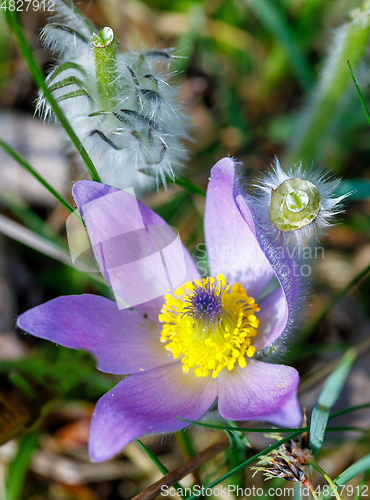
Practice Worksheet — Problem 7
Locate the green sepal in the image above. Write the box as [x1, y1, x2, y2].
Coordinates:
[48, 75, 87, 93]
[48, 61, 87, 82]
[56, 89, 89, 102]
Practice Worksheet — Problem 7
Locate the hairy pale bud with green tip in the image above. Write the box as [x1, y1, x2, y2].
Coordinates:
[270, 178, 321, 232]
[37, 0, 190, 192]
[251, 158, 348, 249]
[91, 27, 117, 109]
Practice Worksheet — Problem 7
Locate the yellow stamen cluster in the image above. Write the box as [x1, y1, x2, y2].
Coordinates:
[159, 274, 260, 378]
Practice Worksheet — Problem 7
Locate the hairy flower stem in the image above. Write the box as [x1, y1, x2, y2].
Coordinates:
[307, 458, 342, 500]
[91, 27, 117, 109]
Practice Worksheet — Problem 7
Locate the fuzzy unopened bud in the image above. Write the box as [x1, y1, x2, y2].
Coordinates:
[250, 158, 348, 249]
[37, 0, 189, 192]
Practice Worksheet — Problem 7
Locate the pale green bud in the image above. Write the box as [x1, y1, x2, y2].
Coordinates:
[270, 178, 321, 232]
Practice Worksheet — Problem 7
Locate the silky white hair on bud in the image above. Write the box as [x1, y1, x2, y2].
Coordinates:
[37, 0, 190, 192]
[251, 157, 348, 250]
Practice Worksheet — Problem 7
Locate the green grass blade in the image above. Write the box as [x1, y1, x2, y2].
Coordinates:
[135, 439, 169, 475]
[329, 402, 370, 421]
[5, 7, 101, 183]
[0, 138, 82, 223]
[347, 59, 370, 127]
[173, 175, 206, 196]
[310, 349, 357, 457]
[142, 171, 206, 197]
[245, 0, 312, 91]
[135, 439, 184, 495]
[179, 413, 370, 436]
[334, 455, 370, 486]
[310, 406, 330, 458]
[325, 426, 369, 432]
[6, 433, 40, 500]
[318, 349, 356, 408]
[177, 417, 304, 433]
[306, 458, 342, 500]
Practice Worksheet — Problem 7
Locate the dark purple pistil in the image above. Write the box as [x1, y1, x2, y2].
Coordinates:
[183, 281, 223, 324]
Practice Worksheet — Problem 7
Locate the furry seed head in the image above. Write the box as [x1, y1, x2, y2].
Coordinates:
[37, 0, 190, 192]
[250, 157, 348, 249]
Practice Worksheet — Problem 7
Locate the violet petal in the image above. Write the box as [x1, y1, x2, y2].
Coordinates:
[17, 294, 173, 375]
[217, 359, 301, 427]
[205, 158, 274, 298]
[88, 363, 217, 462]
[253, 287, 288, 351]
[72, 181, 199, 313]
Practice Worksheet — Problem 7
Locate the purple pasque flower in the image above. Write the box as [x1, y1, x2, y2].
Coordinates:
[17, 157, 302, 462]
